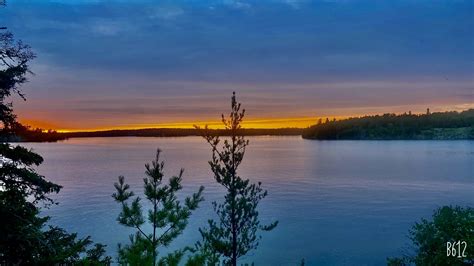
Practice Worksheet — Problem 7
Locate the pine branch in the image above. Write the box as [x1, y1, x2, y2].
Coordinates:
[157, 224, 175, 244]
[135, 224, 153, 244]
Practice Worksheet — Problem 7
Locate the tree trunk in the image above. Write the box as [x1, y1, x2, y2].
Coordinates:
[230, 167, 237, 266]
[231, 130, 238, 266]
[153, 193, 157, 265]
[231, 209, 237, 266]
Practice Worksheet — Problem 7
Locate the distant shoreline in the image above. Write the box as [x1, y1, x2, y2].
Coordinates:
[7, 128, 304, 142]
[7, 109, 474, 142]
[62, 128, 304, 138]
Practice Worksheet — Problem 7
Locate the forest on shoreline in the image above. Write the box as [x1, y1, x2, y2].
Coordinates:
[3, 127, 304, 142]
[302, 109, 474, 140]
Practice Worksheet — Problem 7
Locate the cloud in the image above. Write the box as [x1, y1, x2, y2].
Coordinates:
[90, 20, 125, 36]
[223, 0, 252, 10]
[281, 0, 308, 9]
[4, 0, 472, 81]
[148, 6, 184, 20]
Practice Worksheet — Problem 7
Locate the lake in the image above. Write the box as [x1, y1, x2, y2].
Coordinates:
[22, 137, 474, 265]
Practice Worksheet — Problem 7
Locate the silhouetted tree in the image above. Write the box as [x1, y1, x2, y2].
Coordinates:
[388, 206, 473, 266]
[0, 30, 34, 137]
[113, 149, 204, 265]
[0, 20, 110, 264]
[35, 227, 111, 265]
[190, 92, 277, 265]
[0, 143, 61, 263]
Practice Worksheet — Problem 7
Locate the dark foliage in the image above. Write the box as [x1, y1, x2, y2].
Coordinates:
[190, 92, 277, 266]
[5, 128, 303, 143]
[0, 26, 110, 264]
[0, 154, 111, 264]
[25, 128, 302, 142]
[0, 30, 35, 138]
[388, 206, 474, 266]
[0, 143, 60, 202]
[303, 110, 474, 140]
[113, 149, 204, 265]
[36, 227, 111, 265]
[0, 26, 65, 143]
[1, 123, 67, 142]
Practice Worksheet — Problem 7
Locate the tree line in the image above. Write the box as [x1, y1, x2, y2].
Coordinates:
[3, 126, 303, 143]
[60, 128, 302, 140]
[9, 109, 474, 142]
[302, 109, 474, 140]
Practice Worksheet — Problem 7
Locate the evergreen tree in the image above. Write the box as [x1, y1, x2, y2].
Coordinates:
[191, 92, 277, 265]
[0, 29, 34, 138]
[0, 143, 60, 263]
[388, 206, 473, 266]
[113, 149, 204, 266]
[0, 23, 110, 264]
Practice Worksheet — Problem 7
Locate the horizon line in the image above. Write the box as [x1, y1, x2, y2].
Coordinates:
[26, 116, 345, 133]
[24, 107, 474, 133]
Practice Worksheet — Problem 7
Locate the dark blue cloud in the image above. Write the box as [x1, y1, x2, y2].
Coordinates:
[3, 0, 472, 81]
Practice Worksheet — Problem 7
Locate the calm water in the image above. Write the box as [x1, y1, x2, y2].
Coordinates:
[22, 137, 473, 265]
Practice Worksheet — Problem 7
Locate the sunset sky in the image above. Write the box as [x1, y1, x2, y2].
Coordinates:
[2, 0, 473, 131]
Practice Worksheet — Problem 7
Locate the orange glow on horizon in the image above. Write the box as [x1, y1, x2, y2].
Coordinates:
[24, 104, 473, 133]
[20, 119, 61, 131]
[21, 116, 349, 133]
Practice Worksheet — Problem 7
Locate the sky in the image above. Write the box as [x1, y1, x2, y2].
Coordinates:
[1, 0, 473, 131]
